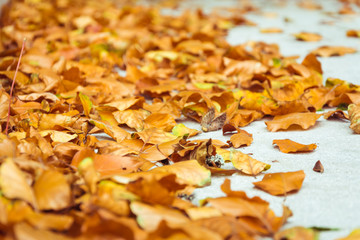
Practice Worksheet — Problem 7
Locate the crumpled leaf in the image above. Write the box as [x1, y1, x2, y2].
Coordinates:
[253, 170, 306, 196]
[273, 139, 317, 153]
[265, 112, 321, 132]
[0, 158, 37, 208]
[293, 32, 322, 41]
[313, 160, 324, 173]
[323, 109, 349, 120]
[348, 104, 360, 134]
[33, 169, 71, 210]
[231, 151, 270, 175]
[201, 108, 227, 132]
[311, 46, 357, 57]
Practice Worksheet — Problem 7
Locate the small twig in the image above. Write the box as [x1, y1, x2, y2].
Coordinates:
[5, 38, 26, 136]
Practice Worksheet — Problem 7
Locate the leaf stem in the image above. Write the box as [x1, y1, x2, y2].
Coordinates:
[5, 38, 26, 136]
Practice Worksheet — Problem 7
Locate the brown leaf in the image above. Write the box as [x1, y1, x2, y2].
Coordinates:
[313, 160, 324, 173]
[253, 170, 306, 196]
[273, 139, 317, 153]
[311, 46, 357, 57]
[201, 108, 227, 132]
[265, 112, 321, 132]
[323, 109, 349, 120]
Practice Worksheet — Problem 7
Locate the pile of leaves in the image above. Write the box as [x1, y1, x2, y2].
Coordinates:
[0, 0, 360, 239]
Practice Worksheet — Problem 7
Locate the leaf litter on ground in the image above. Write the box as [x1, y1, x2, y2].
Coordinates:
[0, 0, 359, 239]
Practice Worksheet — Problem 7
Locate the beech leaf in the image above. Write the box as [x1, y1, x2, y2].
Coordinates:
[253, 170, 306, 196]
[273, 139, 317, 153]
[265, 112, 321, 132]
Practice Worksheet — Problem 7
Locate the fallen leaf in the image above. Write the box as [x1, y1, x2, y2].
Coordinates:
[311, 46, 357, 57]
[274, 226, 318, 240]
[14, 222, 72, 240]
[201, 108, 227, 132]
[253, 170, 306, 196]
[348, 104, 360, 134]
[293, 32, 322, 41]
[231, 151, 270, 175]
[0, 158, 37, 207]
[265, 112, 321, 132]
[313, 160, 324, 173]
[33, 169, 71, 210]
[346, 30, 360, 38]
[337, 229, 360, 240]
[228, 129, 253, 148]
[323, 110, 349, 120]
[130, 201, 189, 231]
[273, 139, 317, 153]
[260, 27, 283, 33]
[172, 123, 201, 138]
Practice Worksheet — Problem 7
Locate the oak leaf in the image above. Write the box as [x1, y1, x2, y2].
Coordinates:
[253, 170, 305, 196]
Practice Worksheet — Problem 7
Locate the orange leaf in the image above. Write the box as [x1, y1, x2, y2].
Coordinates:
[265, 112, 321, 132]
[273, 139, 317, 153]
[130, 201, 189, 231]
[253, 170, 305, 196]
[33, 170, 71, 210]
[228, 129, 253, 148]
[230, 151, 270, 175]
[293, 32, 322, 41]
[311, 46, 357, 57]
[0, 158, 36, 208]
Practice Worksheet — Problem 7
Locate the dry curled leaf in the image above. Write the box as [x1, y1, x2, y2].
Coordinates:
[265, 112, 321, 132]
[313, 160, 324, 173]
[273, 139, 317, 153]
[253, 170, 306, 196]
[201, 108, 227, 132]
